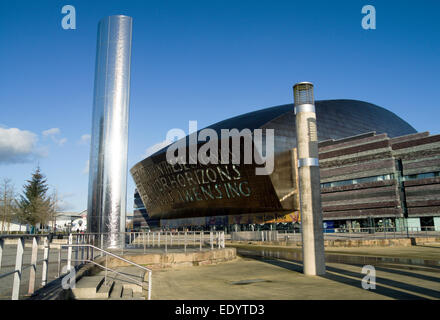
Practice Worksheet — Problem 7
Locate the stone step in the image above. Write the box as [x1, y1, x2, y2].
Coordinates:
[122, 287, 133, 299]
[109, 283, 124, 299]
[96, 281, 114, 299]
[121, 282, 143, 294]
[72, 276, 105, 299]
[132, 292, 146, 300]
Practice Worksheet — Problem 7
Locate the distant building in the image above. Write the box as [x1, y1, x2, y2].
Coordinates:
[51, 210, 87, 232]
[0, 218, 28, 233]
[125, 211, 134, 230]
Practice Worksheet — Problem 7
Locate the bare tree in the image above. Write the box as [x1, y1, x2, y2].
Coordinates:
[0, 178, 16, 234]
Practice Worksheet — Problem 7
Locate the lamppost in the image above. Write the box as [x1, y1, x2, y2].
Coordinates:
[293, 82, 326, 276]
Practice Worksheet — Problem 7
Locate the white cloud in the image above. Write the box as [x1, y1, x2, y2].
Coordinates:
[144, 139, 173, 157]
[79, 134, 91, 145]
[58, 138, 67, 146]
[42, 128, 67, 146]
[55, 192, 76, 211]
[42, 128, 60, 137]
[0, 127, 40, 164]
[82, 159, 89, 175]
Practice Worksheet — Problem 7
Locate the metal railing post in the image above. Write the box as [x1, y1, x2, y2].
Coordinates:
[91, 243, 94, 261]
[101, 233, 104, 251]
[184, 231, 187, 253]
[41, 236, 50, 286]
[75, 234, 79, 266]
[152, 232, 155, 248]
[28, 236, 39, 294]
[143, 232, 146, 254]
[193, 231, 196, 248]
[12, 237, 24, 300]
[67, 234, 72, 271]
[158, 232, 161, 248]
[80, 235, 84, 263]
[0, 238, 3, 270]
[148, 271, 152, 300]
[105, 254, 108, 285]
[210, 231, 213, 250]
[200, 232, 202, 251]
[87, 235, 90, 259]
[57, 246, 61, 277]
[121, 233, 125, 255]
[165, 231, 168, 253]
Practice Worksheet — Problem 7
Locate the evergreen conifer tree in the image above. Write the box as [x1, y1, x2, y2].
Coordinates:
[16, 167, 54, 228]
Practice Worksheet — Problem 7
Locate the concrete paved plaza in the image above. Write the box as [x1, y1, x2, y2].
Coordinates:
[151, 244, 440, 300]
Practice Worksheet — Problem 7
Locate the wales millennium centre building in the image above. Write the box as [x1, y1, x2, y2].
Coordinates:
[130, 99, 440, 232]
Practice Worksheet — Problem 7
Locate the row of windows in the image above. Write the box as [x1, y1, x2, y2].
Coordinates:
[320, 170, 440, 189]
[404, 171, 440, 181]
[320, 174, 394, 189]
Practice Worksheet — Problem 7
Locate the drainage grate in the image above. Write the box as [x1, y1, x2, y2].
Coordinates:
[230, 279, 270, 285]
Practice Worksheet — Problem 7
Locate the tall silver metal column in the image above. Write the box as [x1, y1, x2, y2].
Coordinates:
[87, 15, 133, 248]
[293, 82, 326, 276]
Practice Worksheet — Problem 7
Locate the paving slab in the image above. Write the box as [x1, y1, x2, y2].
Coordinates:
[148, 248, 440, 300]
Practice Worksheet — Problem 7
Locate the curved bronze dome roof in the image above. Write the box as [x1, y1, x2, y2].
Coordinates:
[151, 99, 416, 157]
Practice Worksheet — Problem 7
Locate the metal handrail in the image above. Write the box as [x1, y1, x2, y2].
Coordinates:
[0, 231, 228, 300]
[73, 259, 146, 288]
[63, 244, 152, 300]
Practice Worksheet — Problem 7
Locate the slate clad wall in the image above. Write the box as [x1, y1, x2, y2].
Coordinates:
[318, 134, 401, 220]
[319, 132, 440, 221]
[392, 134, 440, 218]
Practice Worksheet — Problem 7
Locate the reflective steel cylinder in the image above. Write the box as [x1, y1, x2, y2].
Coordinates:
[293, 82, 326, 276]
[87, 15, 133, 248]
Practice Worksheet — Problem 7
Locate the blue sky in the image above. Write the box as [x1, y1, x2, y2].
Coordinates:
[0, 0, 439, 213]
